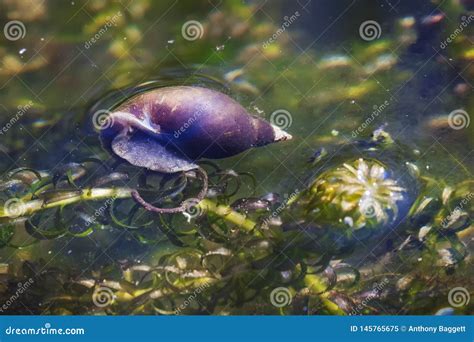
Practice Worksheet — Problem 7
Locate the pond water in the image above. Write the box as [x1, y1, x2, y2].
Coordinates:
[0, 0, 472, 315]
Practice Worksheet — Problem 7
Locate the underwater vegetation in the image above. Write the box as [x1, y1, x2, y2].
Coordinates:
[0, 0, 472, 315]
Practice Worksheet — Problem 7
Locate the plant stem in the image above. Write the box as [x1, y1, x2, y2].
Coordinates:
[0, 187, 132, 219]
[198, 198, 257, 233]
[0, 188, 256, 234]
[304, 274, 346, 315]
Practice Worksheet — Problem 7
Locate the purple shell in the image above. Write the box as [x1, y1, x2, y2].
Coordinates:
[100, 86, 291, 173]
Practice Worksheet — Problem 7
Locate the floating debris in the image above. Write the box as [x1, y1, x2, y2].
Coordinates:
[317, 55, 352, 70]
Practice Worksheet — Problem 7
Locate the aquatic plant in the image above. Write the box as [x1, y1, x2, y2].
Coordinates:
[0, 0, 472, 316]
[0, 128, 470, 315]
[296, 158, 408, 231]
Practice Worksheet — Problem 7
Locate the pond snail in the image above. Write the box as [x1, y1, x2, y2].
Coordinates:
[98, 86, 292, 213]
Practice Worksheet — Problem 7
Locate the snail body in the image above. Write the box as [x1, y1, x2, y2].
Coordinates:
[100, 86, 291, 173]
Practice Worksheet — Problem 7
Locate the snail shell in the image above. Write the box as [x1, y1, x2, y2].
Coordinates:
[100, 86, 292, 173]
